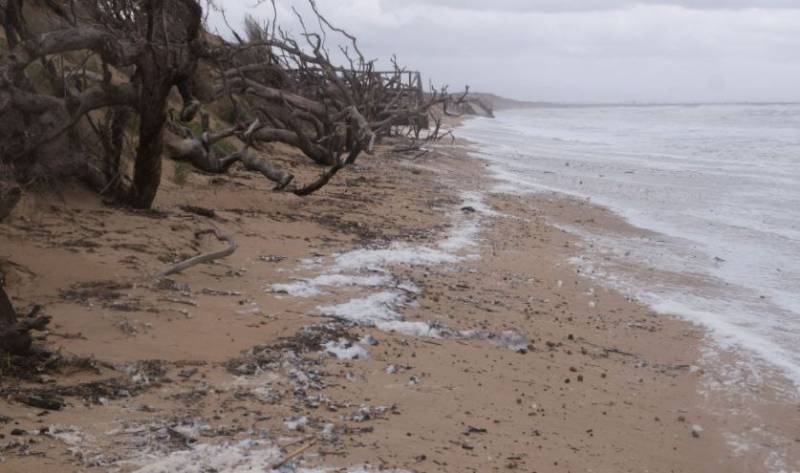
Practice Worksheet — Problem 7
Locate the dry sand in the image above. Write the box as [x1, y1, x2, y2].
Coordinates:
[0, 133, 797, 472]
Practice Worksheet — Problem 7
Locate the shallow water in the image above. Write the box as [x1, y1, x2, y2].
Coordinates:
[459, 104, 800, 393]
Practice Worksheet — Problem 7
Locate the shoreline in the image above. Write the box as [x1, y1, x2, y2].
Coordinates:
[454, 120, 800, 472]
[0, 130, 794, 471]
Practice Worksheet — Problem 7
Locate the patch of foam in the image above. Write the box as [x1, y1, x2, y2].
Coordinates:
[323, 339, 370, 360]
[375, 320, 444, 338]
[130, 440, 281, 473]
[47, 425, 89, 447]
[648, 299, 800, 392]
[271, 274, 393, 297]
[284, 416, 309, 431]
[332, 245, 460, 272]
[438, 219, 481, 253]
[318, 291, 405, 324]
[461, 329, 530, 352]
[317, 292, 443, 338]
[272, 192, 502, 340]
[460, 191, 505, 218]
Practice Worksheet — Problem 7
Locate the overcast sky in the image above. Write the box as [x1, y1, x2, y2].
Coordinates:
[208, 1, 800, 103]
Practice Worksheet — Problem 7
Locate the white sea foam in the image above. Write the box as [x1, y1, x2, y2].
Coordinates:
[130, 440, 282, 473]
[316, 292, 444, 338]
[270, 192, 496, 339]
[271, 274, 393, 297]
[459, 105, 800, 393]
[459, 105, 800, 470]
[269, 203, 481, 300]
[129, 439, 412, 473]
[331, 245, 460, 272]
[323, 339, 371, 360]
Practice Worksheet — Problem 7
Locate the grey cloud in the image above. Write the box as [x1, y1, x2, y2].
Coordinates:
[379, 0, 800, 11]
[210, 1, 800, 103]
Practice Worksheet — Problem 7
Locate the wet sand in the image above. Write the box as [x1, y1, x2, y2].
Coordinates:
[0, 133, 794, 472]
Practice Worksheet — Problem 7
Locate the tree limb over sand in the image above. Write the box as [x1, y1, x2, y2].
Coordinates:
[158, 229, 238, 278]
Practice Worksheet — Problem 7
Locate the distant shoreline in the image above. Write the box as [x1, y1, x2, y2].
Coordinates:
[496, 100, 800, 110]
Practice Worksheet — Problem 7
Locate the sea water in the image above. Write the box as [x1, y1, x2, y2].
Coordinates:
[459, 104, 800, 393]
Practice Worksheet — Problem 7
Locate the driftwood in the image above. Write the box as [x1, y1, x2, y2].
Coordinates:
[293, 163, 345, 197]
[0, 182, 21, 222]
[158, 229, 237, 277]
[268, 440, 318, 470]
[0, 283, 50, 356]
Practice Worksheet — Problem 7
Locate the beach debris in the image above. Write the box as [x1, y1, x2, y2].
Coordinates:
[348, 405, 397, 422]
[361, 334, 379, 346]
[60, 281, 134, 305]
[461, 329, 531, 353]
[259, 255, 287, 263]
[154, 278, 191, 293]
[178, 205, 216, 219]
[200, 288, 242, 297]
[235, 301, 263, 316]
[158, 229, 237, 278]
[323, 339, 370, 360]
[253, 386, 282, 404]
[284, 416, 310, 431]
[178, 367, 199, 379]
[115, 319, 149, 336]
[464, 426, 488, 435]
[44, 425, 90, 447]
[127, 440, 283, 473]
[17, 394, 65, 411]
[267, 439, 318, 471]
[691, 425, 704, 438]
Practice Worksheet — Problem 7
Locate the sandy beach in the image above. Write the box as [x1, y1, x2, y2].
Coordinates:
[1, 129, 797, 472]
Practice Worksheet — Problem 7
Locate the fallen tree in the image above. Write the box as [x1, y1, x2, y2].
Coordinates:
[1, 0, 465, 205]
[158, 228, 237, 278]
[0, 0, 204, 208]
[0, 1, 470, 359]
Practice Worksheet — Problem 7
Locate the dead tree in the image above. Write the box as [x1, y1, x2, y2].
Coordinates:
[1, 0, 463, 204]
[0, 0, 205, 208]
[164, 114, 294, 188]
[195, 3, 458, 193]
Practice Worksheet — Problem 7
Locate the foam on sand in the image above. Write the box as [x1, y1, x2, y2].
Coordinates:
[323, 339, 371, 360]
[130, 440, 282, 473]
[317, 291, 444, 338]
[129, 439, 412, 473]
[270, 192, 494, 338]
[271, 273, 393, 297]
